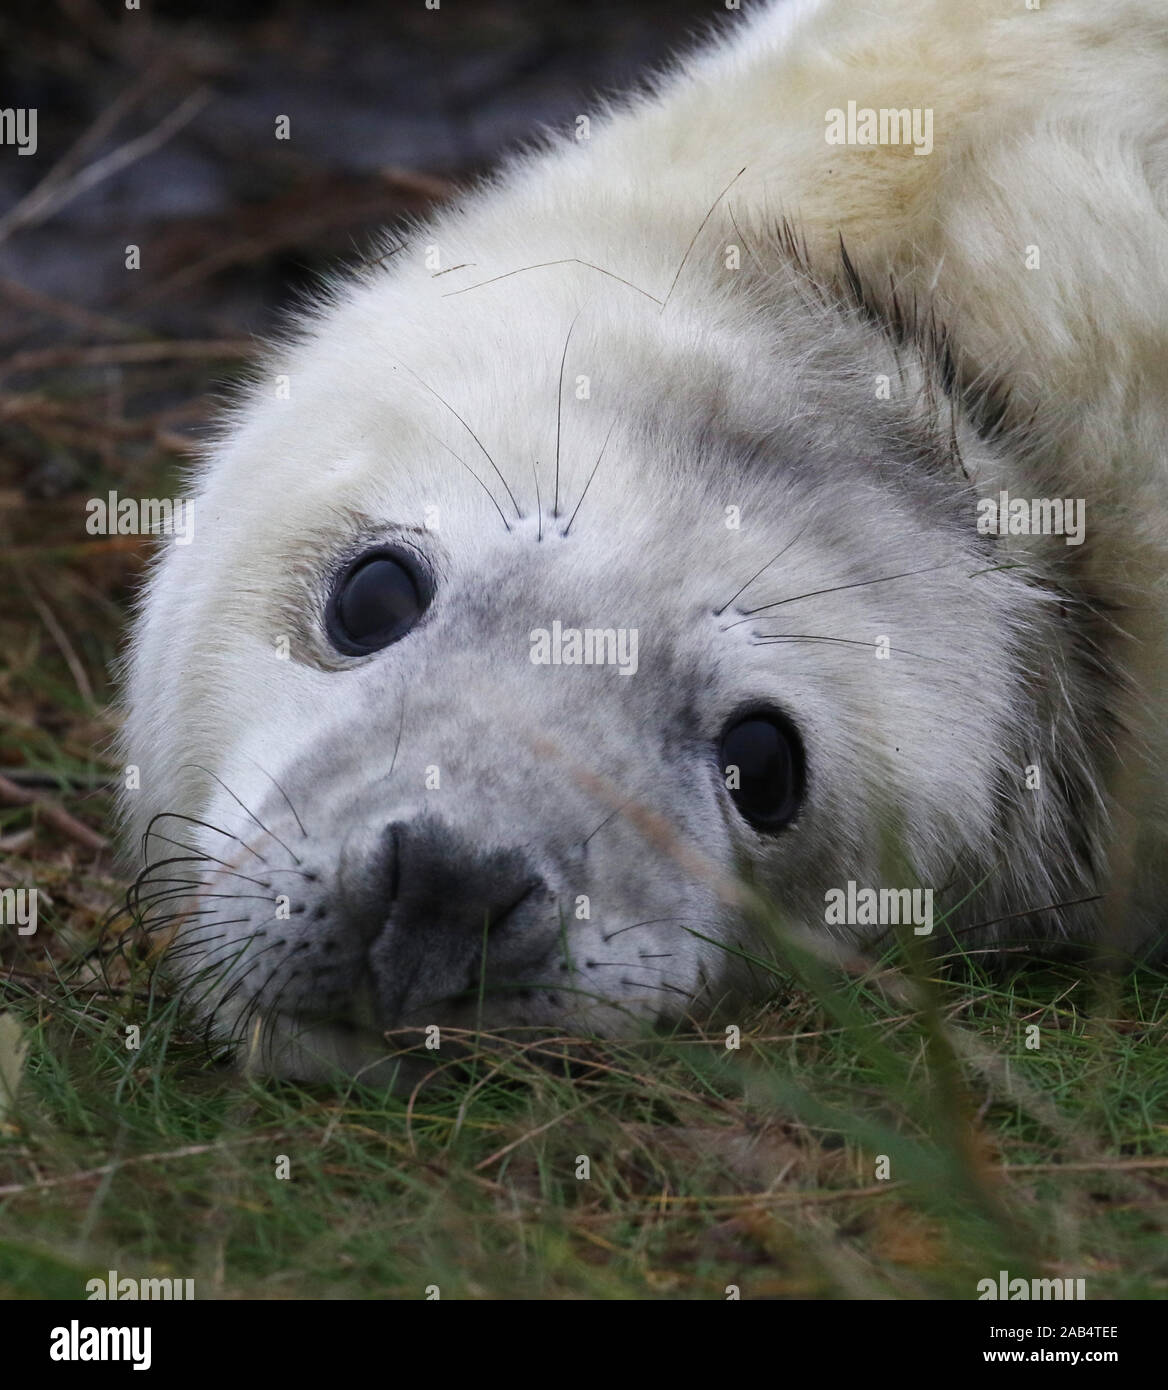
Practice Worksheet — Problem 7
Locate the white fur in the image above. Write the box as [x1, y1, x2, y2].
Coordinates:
[121, 0, 1168, 1079]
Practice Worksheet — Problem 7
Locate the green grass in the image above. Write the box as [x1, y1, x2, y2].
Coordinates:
[2, 925, 1166, 1300]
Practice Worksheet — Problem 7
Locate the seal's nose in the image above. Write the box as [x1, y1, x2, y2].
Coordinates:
[338, 814, 549, 1017]
[376, 817, 543, 939]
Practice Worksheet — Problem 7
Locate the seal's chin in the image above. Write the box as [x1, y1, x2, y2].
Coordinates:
[238, 1012, 430, 1087]
[236, 995, 566, 1086]
[229, 980, 655, 1084]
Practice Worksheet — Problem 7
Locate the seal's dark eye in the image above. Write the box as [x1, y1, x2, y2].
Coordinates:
[719, 710, 805, 831]
[326, 549, 430, 655]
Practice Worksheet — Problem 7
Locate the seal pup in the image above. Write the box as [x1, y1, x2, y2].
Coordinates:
[120, 0, 1168, 1080]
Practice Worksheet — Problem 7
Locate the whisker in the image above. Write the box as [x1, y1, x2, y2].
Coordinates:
[390, 357, 521, 519]
[136, 845, 277, 892]
[243, 759, 309, 839]
[561, 418, 617, 537]
[589, 960, 672, 971]
[129, 852, 214, 919]
[177, 764, 302, 864]
[182, 934, 282, 1018]
[173, 915, 274, 968]
[110, 900, 220, 950]
[387, 691, 407, 785]
[159, 906, 253, 939]
[726, 202, 765, 276]
[134, 910, 224, 952]
[662, 165, 746, 310]
[422, 428, 512, 532]
[727, 560, 962, 622]
[581, 801, 629, 849]
[351, 238, 406, 273]
[619, 977, 697, 1000]
[943, 893, 1106, 944]
[553, 312, 580, 519]
[441, 258, 662, 306]
[602, 916, 725, 944]
[752, 633, 944, 663]
[226, 941, 295, 1047]
[129, 882, 206, 911]
[714, 536, 799, 617]
[162, 890, 281, 906]
[142, 810, 270, 866]
[139, 903, 221, 933]
[162, 929, 232, 961]
[141, 834, 238, 874]
[164, 917, 259, 963]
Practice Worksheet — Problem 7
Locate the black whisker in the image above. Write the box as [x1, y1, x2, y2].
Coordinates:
[142, 810, 270, 866]
[390, 357, 521, 519]
[714, 536, 799, 617]
[422, 428, 512, 532]
[441, 258, 661, 306]
[387, 690, 407, 786]
[136, 845, 277, 892]
[728, 560, 962, 622]
[553, 312, 580, 519]
[582, 801, 629, 849]
[662, 165, 746, 310]
[725, 202, 764, 275]
[183, 933, 282, 1020]
[602, 916, 724, 944]
[619, 977, 697, 1000]
[562, 419, 616, 537]
[177, 764, 302, 864]
[244, 760, 309, 839]
[752, 633, 944, 663]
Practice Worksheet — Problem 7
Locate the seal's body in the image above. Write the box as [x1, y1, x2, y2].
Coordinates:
[122, 0, 1168, 1079]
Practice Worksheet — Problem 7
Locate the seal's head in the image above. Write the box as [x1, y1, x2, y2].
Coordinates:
[121, 214, 1104, 1081]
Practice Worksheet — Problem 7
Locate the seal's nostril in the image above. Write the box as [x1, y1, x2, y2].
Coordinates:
[489, 876, 543, 933]
[363, 817, 548, 953]
[367, 817, 547, 940]
[332, 814, 554, 1023]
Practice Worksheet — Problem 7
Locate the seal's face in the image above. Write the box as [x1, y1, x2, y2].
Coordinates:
[122, 253, 1077, 1081]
